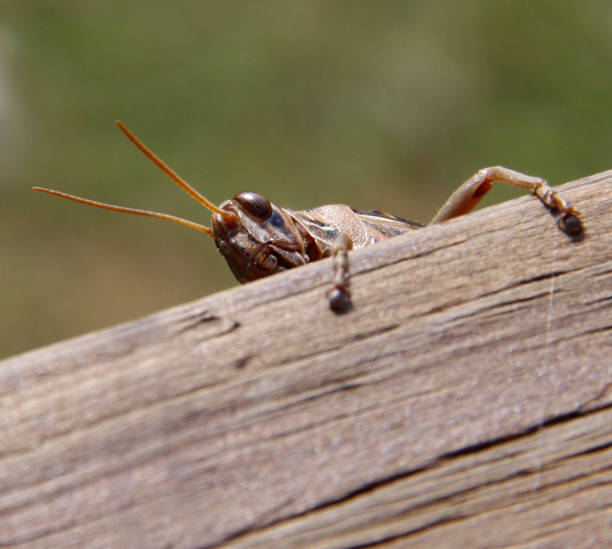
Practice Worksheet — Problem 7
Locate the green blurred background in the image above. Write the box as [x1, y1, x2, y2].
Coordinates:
[2, 1, 611, 358]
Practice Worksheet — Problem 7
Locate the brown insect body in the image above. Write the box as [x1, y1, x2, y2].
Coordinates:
[212, 194, 422, 284]
[34, 122, 582, 313]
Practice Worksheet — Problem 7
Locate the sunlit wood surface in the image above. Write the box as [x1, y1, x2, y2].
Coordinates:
[1, 172, 610, 548]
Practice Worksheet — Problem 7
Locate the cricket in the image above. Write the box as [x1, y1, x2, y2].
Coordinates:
[34, 122, 583, 312]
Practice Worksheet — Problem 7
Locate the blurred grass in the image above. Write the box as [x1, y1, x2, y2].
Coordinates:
[1, 1, 611, 358]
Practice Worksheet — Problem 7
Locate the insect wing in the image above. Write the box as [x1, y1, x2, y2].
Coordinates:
[351, 209, 423, 240]
[292, 204, 422, 254]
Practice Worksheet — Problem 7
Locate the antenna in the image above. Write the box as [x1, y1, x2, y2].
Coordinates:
[33, 121, 237, 237]
[32, 186, 215, 237]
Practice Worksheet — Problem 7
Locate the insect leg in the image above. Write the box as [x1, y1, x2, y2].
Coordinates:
[327, 234, 353, 313]
[429, 166, 582, 235]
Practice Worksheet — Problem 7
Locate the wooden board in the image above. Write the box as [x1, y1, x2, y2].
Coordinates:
[1, 171, 611, 548]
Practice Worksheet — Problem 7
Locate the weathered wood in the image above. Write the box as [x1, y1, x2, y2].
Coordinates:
[1, 171, 611, 548]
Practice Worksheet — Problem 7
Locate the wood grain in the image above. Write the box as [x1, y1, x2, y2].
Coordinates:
[1, 171, 611, 548]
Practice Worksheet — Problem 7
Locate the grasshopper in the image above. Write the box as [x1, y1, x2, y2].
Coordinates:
[34, 122, 582, 312]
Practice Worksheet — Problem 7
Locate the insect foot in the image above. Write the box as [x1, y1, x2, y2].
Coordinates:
[558, 212, 583, 236]
[532, 182, 583, 237]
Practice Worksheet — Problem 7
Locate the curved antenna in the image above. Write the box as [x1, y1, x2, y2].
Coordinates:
[33, 187, 215, 237]
[115, 121, 227, 217]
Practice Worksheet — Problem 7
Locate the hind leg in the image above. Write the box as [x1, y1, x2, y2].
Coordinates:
[429, 166, 582, 235]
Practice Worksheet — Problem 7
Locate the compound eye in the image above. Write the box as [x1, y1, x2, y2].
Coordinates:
[233, 191, 273, 221]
